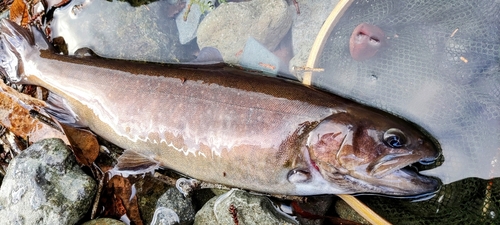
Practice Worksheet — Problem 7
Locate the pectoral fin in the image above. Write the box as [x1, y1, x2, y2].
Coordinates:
[45, 92, 83, 127]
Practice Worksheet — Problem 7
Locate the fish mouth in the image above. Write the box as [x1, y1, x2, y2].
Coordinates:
[357, 166, 441, 199]
[366, 152, 437, 179]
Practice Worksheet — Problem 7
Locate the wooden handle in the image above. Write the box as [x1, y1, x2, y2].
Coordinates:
[303, 0, 354, 85]
[338, 194, 392, 225]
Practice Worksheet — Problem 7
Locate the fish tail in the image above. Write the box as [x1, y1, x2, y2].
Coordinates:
[0, 19, 36, 83]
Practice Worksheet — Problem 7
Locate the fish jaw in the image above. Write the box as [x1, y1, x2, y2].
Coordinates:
[327, 165, 440, 197]
[306, 112, 441, 196]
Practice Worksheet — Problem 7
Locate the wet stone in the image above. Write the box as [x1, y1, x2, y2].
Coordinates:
[197, 0, 294, 63]
[176, 0, 208, 45]
[194, 189, 298, 225]
[151, 187, 196, 225]
[135, 174, 173, 225]
[50, 0, 195, 63]
[239, 37, 282, 75]
[289, 0, 339, 72]
[0, 138, 96, 225]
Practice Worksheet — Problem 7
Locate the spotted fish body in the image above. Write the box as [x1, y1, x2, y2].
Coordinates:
[0, 19, 439, 196]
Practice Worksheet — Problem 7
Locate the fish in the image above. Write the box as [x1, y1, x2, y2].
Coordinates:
[0, 19, 440, 196]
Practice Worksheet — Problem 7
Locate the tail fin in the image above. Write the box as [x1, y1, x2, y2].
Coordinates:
[0, 19, 36, 83]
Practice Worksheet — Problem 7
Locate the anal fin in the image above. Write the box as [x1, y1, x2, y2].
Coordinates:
[114, 149, 160, 175]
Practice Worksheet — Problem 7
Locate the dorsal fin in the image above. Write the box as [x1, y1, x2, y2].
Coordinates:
[74, 47, 100, 58]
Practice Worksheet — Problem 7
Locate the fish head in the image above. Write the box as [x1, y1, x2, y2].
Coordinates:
[305, 110, 440, 196]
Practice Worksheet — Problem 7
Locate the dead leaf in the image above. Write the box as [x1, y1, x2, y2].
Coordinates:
[61, 124, 100, 167]
[9, 0, 29, 27]
[100, 175, 143, 225]
[0, 82, 99, 167]
[0, 81, 69, 145]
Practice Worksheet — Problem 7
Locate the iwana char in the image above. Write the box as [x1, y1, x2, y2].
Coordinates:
[0, 19, 439, 196]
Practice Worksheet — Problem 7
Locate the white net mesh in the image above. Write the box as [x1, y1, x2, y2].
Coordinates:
[306, 0, 499, 223]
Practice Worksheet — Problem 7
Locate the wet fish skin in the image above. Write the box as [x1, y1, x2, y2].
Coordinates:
[0, 19, 439, 196]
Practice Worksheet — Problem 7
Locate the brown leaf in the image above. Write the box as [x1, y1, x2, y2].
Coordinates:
[100, 175, 143, 225]
[0, 82, 69, 145]
[60, 124, 100, 166]
[9, 0, 30, 27]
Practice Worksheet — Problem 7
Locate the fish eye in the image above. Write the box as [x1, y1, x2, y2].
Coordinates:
[383, 128, 407, 148]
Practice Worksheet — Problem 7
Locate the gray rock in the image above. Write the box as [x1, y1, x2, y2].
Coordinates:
[194, 189, 298, 225]
[151, 187, 196, 225]
[289, 0, 339, 71]
[239, 37, 281, 75]
[50, 0, 195, 63]
[176, 0, 209, 44]
[197, 0, 294, 63]
[150, 207, 181, 225]
[134, 175, 173, 225]
[0, 138, 96, 225]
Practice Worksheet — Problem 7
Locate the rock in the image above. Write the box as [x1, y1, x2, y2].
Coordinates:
[151, 187, 196, 225]
[133, 174, 214, 225]
[134, 174, 172, 225]
[197, 0, 294, 63]
[210, 188, 228, 197]
[150, 207, 180, 225]
[239, 37, 281, 75]
[82, 218, 126, 225]
[176, 0, 209, 45]
[289, 0, 339, 71]
[0, 138, 96, 225]
[194, 189, 298, 225]
[50, 0, 196, 63]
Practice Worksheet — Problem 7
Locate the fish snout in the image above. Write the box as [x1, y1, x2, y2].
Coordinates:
[412, 136, 441, 166]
